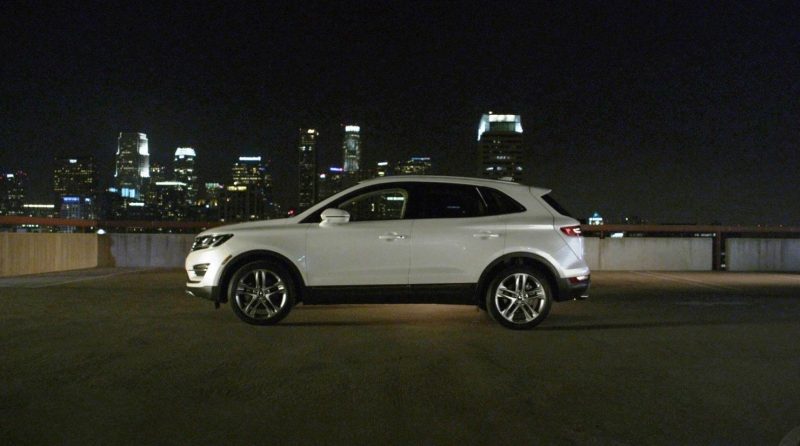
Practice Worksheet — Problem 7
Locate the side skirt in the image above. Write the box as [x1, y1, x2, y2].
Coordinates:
[303, 284, 477, 305]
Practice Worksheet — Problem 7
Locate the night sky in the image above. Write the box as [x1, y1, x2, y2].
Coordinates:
[1, 1, 797, 224]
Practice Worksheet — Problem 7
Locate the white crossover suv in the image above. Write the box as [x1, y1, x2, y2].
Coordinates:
[185, 176, 590, 329]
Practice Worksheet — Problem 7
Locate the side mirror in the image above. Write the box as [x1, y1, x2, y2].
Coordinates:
[320, 208, 350, 226]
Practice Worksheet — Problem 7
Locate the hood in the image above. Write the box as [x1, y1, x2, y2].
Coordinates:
[198, 216, 301, 236]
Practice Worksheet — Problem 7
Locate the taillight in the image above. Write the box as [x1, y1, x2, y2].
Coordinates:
[560, 225, 582, 237]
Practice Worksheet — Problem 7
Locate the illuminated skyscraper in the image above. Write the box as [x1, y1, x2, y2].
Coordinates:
[395, 157, 432, 175]
[0, 170, 27, 216]
[477, 113, 524, 181]
[223, 156, 277, 221]
[114, 132, 150, 199]
[342, 125, 361, 173]
[317, 166, 344, 201]
[298, 129, 318, 209]
[153, 181, 189, 221]
[174, 147, 198, 204]
[53, 156, 97, 200]
[53, 156, 97, 219]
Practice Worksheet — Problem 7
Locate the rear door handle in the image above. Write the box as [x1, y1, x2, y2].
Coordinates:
[473, 231, 501, 239]
[379, 232, 407, 241]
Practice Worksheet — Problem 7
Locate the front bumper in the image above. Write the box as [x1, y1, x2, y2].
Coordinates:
[185, 284, 221, 302]
[556, 275, 590, 301]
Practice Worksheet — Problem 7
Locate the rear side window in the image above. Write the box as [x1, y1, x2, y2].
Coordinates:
[541, 194, 573, 218]
[409, 183, 486, 219]
[478, 187, 526, 215]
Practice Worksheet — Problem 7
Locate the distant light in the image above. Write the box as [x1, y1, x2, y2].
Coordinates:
[307, 129, 316, 134]
[610, 232, 625, 238]
[345, 125, 360, 133]
[329, 167, 343, 172]
[96, 229, 107, 235]
[319, 174, 327, 179]
[23, 204, 55, 209]
[128, 202, 145, 207]
[410, 157, 430, 162]
[377, 161, 389, 166]
[386, 196, 405, 201]
[6, 174, 13, 178]
[69, 159, 78, 164]
[156, 181, 188, 187]
[62, 196, 80, 203]
[488, 114, 519, 123]
[175, 147, 196, 157]
[239, 156, 262, 162]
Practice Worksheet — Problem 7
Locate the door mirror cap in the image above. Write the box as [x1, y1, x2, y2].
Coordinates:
[320, 208, 350, 226]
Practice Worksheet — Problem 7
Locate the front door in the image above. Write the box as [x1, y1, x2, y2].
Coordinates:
[305, 186, 412, 286]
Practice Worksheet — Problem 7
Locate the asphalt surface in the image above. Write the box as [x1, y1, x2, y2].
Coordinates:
[1, 269, 799, 445]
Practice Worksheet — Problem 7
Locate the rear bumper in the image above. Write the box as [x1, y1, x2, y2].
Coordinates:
[556, 275, 590, 301]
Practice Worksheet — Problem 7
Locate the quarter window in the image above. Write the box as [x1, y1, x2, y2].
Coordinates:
[478, 187, 526, 215]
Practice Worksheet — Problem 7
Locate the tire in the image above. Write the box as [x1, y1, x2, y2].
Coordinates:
[485, 265, 552, 330]
[228, 260, 296, 325]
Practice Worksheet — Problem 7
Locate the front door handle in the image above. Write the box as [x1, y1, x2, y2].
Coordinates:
[473, 231, 501, 239]
[379, 232, 408, 241]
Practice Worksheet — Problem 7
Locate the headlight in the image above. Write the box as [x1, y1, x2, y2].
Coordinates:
[191, 234, 233, 251]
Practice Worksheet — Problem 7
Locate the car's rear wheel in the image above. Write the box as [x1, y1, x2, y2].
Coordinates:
[229, 260, 295, 325]
[486, 266, 552, 329]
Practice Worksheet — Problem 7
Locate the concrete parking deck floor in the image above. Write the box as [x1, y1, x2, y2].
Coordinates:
[1, 270, 799, 445]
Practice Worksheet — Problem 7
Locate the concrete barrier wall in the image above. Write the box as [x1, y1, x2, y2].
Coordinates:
[108, 234, 195, 267]
[0, 233, 102, 276]
[726, 239, 800, 272]
[1, 234, 795, 276]
[584, 237, 713, 271]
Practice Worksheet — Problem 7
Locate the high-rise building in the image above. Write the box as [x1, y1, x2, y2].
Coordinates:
[396, 157, 432, 175]
[360, 161, 392, 180]
[152, 181, 189, 221]
[0, 170, 28, 215]
[114, 132, 150, 199]
[223, 156, 277, 221]
[342, 125, 361, 173]
[173, 147, 198, 205]
[477, 113, 524, 181]
[317, 167, 344, 201]
[199, 182, 224, 220]
[149, 161, 169, 183]
[53, 156, 97, 218]
[298, 129, 318, 210]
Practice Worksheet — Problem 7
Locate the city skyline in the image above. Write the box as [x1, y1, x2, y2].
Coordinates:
[1, 2, 798, 225]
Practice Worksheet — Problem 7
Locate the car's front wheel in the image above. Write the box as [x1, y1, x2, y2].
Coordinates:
[228, 261, 296, 325]
[486, 266, 552, 329]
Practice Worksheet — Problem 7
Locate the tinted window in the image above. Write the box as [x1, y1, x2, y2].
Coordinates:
[338, 188, 408, 221]
[301, 183, 414, 223]
[478, 187, 526, 215]
[410, 184, 486, 219]
[541, 194, 573, 218]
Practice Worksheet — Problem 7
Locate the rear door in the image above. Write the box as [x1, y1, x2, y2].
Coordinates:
[408, 183, 506, 284]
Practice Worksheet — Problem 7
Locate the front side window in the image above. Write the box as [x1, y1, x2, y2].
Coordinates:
[338, 188, 408, 222]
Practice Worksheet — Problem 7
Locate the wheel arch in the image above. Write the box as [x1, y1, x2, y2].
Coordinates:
[217, 250, 306, 303]
[476, 252, 561, 307]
